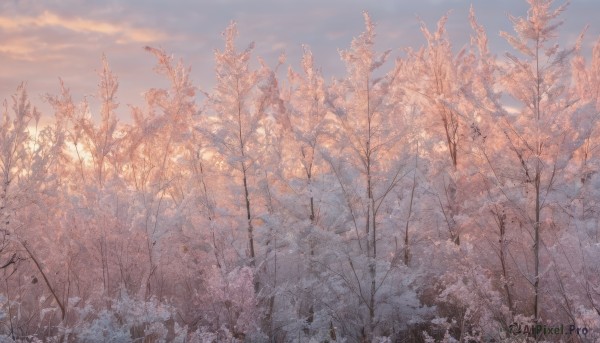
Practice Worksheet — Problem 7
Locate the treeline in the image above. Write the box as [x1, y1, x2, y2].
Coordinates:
[0, 1, 599, 342]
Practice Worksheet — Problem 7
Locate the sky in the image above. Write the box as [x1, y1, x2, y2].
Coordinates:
[2, 0, 599, 121]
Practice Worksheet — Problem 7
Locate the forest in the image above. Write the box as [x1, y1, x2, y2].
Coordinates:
[1, 0, 599, 342]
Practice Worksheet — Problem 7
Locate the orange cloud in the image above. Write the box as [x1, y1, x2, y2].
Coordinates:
[0, 37, 38, 61]
[0, 10, 166, 43]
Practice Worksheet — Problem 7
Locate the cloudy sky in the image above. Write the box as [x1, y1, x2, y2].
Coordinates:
[2, 0, 599, 119]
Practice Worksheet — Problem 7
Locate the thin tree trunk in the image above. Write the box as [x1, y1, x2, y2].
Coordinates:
[233, 84, 258, 293]
[242, 165, 255, 265]
[404, 142, 418, 265]
[533, 34, 541, 326]
[493, 208, 514, 313]
[365, 77, 376, 339]
[22, 242, 65, 321]
[534, 170, 541, 322]
[369, 198, 376, 338]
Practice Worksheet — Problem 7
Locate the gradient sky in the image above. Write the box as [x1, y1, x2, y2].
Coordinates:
[2, 0, 599, 120]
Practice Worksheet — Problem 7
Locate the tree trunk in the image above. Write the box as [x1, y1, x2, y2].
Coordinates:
[404, 142, 418, 266]
[22, 242, 66, 321]
[534, 170, 540, 322]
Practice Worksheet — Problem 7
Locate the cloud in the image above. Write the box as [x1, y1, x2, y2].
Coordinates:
[0, 39, 37, 61]
[0, 34, 81, 62]
[0, 10, 166, 44]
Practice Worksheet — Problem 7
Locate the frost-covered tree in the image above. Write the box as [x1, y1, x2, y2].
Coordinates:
[196, 21, 285, 339]
[571, 37, 600, 218]
[205, 21, 265, 272]
[285, 46, 329, 228]
[75, 55, 121, 187]
[126, 46, 197, 300]
[277, 45, 330, 332]
[408, 14, 479, 246]
[495, 0, 595, 326]
[0, 83, 70, 337]
[326, 11, 413, 341]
